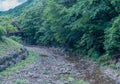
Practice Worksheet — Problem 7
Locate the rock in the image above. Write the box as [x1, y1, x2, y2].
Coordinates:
[12, 53, 18, 58]
[116, 80, 120, 84]
[0, 57, 5, 64]
[6, 56, 12, 61]
[28, 72, 34, 77]
[15, 57, 22, 63]
[4, 61, 9, 67]
[68, 77, 74, 82]
[8, 61, 15, 66]
[12, 58, 17, 64]
[0, 65, 6, 71]
[116, 62, 120, 70]
[55, 80, 65, 84]
[18, 55, 24, 60]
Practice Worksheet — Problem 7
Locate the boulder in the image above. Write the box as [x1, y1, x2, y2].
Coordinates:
[0, 57, 5, 64]
[0, 65, 6, 71]
[0, 47, 29, 72]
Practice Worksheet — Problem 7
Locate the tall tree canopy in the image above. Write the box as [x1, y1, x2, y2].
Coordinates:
[1, 0, 120, 62]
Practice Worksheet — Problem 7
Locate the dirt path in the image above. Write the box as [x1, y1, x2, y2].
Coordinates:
[0, 46, 116, 84]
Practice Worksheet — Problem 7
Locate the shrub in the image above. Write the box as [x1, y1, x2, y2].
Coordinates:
[0, 26, 6, 39]
[13, 79, 29, 84]
[9, 36, 22, 43]
[104, 16, 120, 57]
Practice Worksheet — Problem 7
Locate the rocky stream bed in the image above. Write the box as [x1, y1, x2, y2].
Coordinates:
[0, 46, 119, 84]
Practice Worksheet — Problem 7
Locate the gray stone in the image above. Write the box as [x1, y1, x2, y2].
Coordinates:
[6, 56, 12, 61]
[116, 80, 120, 84]
[0, 65, 6, 71]
[116, 62, 120, 70]
[18, 55, 23, 60]
[68, 77, 74, 82]
[8, 61, 15, 66]
[15, 57, 22, 63]
[13, 53, 18, 58]
[12, 58, 17, 64]
[0, 57, 6, 64]
[4, 61, 9, 67]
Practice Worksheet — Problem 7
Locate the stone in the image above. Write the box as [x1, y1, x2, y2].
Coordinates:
[4, 61, 9, 67]
[13, 53, 18, 58]
[0, 65, 6, 71]
[0, 57, 5, 64]
[8, 61, 15, 66]
[12, 58, 17, 64]
[116, 80, 120, 84]
[18, 55, 23, 60]
[15, 57, 22, 63]
[116, 62, 120, 70]
[6, 56, 12, 61]
[68, 77, 74, 82]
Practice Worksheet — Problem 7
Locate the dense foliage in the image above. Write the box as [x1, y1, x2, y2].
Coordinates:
[0, 16, 18, 38]
[1, 0, 120, 62]
[0, 26, 6, 39]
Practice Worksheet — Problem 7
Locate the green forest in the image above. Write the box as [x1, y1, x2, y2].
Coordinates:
[0, 0, 120, 83]
[1, 0, 119, 62]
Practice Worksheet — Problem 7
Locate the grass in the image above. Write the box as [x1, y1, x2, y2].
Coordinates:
[0, 37, 22, 56]
[56, 74, 89, 84]
[0, 51, 37, 78]
[12, 79, 29, 84]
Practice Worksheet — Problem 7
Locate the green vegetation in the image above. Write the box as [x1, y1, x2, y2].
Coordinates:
[57, 74, 89, 84]
[9, 36, 22, 43]
[0, 37, 22, 56]
[13, 0, 120, 62]
[0, 15, 18, 32]
[0, 51, 37, 77]
[13, 79, 29, 84]
[109, 64, 116, 69]
[0, 0, 120, 62]
[0, 26, 6, 39]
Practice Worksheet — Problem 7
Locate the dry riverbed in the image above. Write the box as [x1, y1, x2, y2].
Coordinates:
[0, 46, 118, 84]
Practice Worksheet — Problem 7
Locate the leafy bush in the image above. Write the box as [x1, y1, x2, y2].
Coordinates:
[104, 16, 120, 57]
[5, 23, 18, 32]
[13, 79, 29, 84]
[2, 0, 119, 62]
[9, 36, 22, 43]
[0, 26, 6, 39]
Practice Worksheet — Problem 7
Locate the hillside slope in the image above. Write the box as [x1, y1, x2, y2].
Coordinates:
[0, 37, 22, 56]
[0, 0, 33, 16]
